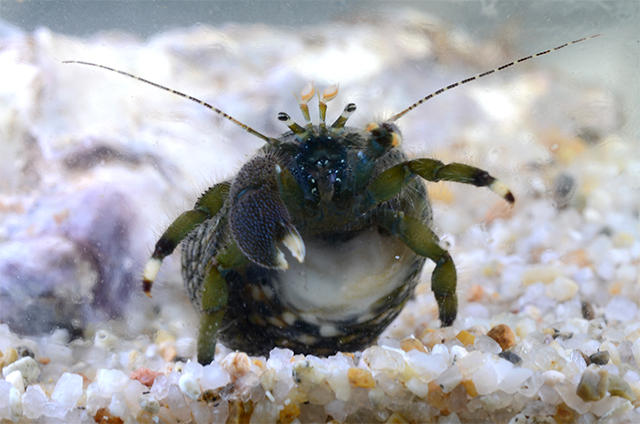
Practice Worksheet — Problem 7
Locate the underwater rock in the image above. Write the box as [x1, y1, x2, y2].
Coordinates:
[0, 186, 138, 335]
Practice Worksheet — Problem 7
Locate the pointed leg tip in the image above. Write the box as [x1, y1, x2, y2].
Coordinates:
[440, 316, 456, 327]
[197, 356, 213, 366]
[489, 180, 515, 204]
[505, 191, 515, 204]
[142, 279, 153, 297]
[438, 300, 457, 327]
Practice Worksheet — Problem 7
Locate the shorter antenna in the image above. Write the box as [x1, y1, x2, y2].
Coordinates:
[277, 112, 306, 135]
[62, 60, 278, 145]
[388, 34, 601, 122]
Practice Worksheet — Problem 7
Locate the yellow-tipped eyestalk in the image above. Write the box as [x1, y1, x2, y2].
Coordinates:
[319, 84, 338, 128]
[298, 82, 315, 127]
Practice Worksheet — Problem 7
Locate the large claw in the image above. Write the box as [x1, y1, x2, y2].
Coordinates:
[230, 155, 307, 270]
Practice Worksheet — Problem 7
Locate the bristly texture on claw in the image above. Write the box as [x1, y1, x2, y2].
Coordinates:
[229, 155, 302, 270]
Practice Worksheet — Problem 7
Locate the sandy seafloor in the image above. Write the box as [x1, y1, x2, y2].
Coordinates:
[1, 8, 639, 424]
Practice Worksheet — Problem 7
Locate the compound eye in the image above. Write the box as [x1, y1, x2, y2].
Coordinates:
[381, 123, 401, 147]
[365, 122, 379, 132]
[366, 121, 401, 151]
[390, 132, 401, 147]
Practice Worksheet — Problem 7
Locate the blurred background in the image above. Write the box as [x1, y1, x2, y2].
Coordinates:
[1, 0, 637, 134]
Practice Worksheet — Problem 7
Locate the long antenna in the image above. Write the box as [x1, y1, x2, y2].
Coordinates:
[388, 34, 601, 122]
[62, 60, 278, 145]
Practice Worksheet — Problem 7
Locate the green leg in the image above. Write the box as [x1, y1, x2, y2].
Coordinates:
[142, 182, 230, 295]
[364, 158, 514, 211]
[197, 264, 229, 364]
[378, 210, 457, 326]
[198, 310, 226, 364]
[195, 182, 231, 216]
[196, 241, 247, 364]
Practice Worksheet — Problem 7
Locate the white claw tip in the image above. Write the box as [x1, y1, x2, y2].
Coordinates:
[275, 249, 289, 270]
[282, 228, 306, 263]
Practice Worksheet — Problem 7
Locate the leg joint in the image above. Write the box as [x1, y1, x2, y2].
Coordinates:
[472, 170, 494, 186]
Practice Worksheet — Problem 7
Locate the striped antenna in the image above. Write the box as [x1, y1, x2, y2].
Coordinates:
[388, 34, 601, 122]
[62, 60, 278, 145]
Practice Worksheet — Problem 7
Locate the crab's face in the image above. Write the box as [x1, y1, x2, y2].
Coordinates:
[290, 133, 350, 204]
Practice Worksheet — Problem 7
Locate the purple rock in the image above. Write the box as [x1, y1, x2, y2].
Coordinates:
[0, 186, 139, 335]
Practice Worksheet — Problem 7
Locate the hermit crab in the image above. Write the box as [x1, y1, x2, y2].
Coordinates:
[65, 35, 597, 364]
